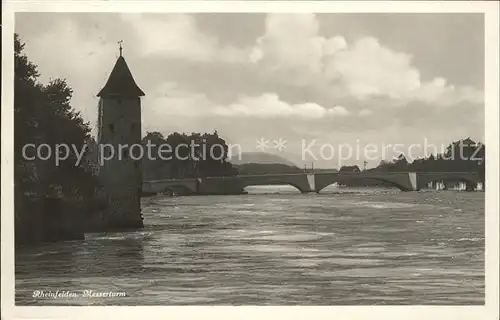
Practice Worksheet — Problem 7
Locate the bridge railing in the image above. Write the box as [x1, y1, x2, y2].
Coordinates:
[144, 171, 479, 183]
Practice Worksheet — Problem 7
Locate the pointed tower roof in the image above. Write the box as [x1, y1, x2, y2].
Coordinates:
[97, 55, 145, 98]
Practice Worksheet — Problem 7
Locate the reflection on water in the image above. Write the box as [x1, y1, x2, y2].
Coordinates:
[15, 186, 484, 305]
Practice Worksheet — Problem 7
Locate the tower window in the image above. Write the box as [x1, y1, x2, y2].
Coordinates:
[109, 124, 115, 133]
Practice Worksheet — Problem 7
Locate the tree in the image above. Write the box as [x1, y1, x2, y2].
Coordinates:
[142, 131, 170, 180]
[369, 138, 485, 177]
[339, 165, 361, 173]
[14, 34, 95, 199]
[141, 130, 237, 180]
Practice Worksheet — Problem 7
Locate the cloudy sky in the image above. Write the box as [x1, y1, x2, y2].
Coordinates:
[16, 13, 484, 168]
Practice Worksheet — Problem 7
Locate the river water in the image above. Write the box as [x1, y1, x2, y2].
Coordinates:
[15, 186, 484, 305]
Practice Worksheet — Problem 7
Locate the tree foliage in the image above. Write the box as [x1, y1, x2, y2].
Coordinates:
[14, 34, 96, 199]
[339, 165, 361, 173]
[142, 130, 237, 180]
[368, 138, 485, 178]
[368, 138, 486, 184]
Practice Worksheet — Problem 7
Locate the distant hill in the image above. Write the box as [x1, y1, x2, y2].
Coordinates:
[236, 163, 303, 175]
[230, 152, 297, 167]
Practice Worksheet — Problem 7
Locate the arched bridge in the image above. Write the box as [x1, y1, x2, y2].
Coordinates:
[313, 171, 417, 192]
[235, 173, 315, 193]
[143, 171, 482, 195]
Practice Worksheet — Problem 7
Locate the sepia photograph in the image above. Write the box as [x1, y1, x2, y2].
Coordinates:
[1, 1, 499, 320]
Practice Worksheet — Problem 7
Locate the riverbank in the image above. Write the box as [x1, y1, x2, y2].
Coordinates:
[15, 197, 86, 248]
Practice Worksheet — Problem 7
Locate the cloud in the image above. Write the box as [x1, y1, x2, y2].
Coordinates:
[15, 12, 484, 170]
[327, 36, 421, 99]
[358, 109, 373, 117]
[121, 13, 248, 63]
[410, 78, 483, 106]
[143, 82, 350, 124]
[329, 105, 350, 116]
[145, 82, 214, 116]
[249, 14, 339, 86]
[20, 17, 118, 131]
[329, 37, 483, 105]
[24, 18, 114, 81]
[213, 93, 350, 119]
[250, 13, 483, 106]
[122, 12, 483, 107]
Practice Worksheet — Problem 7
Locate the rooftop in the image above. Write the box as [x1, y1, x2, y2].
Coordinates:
[97, 55, 145, 98]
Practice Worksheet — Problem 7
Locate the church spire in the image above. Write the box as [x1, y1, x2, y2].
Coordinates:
[118, 40, 123, 57]
[97, 46, 145, 98]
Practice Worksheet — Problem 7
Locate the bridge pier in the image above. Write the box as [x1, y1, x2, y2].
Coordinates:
[408, 172, 418, 191]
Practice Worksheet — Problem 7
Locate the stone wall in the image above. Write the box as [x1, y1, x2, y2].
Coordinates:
[97, 97, 143, 229]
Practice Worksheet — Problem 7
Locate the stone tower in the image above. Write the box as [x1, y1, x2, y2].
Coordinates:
[97, 48, 145, 230]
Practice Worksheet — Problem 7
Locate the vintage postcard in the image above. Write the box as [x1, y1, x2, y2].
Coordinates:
[1, 1, 499, 320]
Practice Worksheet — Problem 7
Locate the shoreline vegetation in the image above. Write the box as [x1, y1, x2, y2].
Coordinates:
[14, 34, 485, 247]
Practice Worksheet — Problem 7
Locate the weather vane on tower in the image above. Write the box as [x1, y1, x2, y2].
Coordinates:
[118, 40, 123, 57]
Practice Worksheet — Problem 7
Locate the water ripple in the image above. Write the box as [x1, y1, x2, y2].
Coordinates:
[15, 187, 484, 305]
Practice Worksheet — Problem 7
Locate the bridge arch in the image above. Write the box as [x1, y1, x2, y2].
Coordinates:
[316, 176, 413, 193]
[241, 182, 307, 193]
[236, 174, 313, 194]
